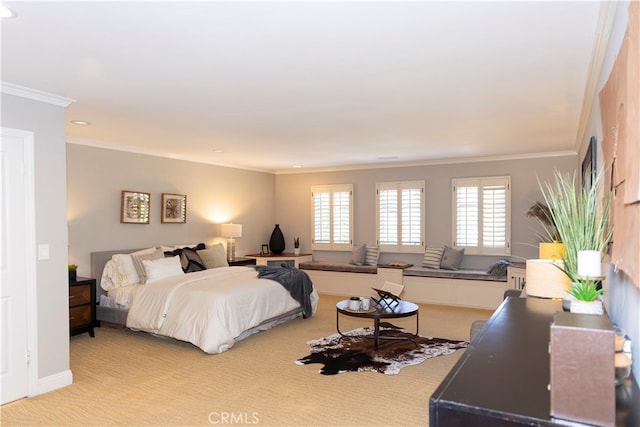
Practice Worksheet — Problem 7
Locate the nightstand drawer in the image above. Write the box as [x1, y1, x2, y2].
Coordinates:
[69, 284, 91, 306]
[69, 305, 92, 328]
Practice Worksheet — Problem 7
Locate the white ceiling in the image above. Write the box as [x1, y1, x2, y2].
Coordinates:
[1, 1, 605, 173]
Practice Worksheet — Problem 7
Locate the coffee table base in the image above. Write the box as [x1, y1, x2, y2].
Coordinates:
[336, 310, 419, 352]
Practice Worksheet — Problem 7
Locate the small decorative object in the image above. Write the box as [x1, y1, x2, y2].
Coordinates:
[68, 264, 77, 282]
[269, 224, 285, 254]
[348, 297, 361, 311]
[261, 244, 269, 256]
[220, 223, 242, 262]
[120, 190, 150, 224]
[161, 193, 187, 223]
[293, 237, 300, 255]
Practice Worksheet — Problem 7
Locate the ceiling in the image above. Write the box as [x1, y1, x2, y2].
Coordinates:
[1, 1, 606, 173]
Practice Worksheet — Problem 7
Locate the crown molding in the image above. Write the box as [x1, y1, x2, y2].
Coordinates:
[574, 0, 619, 150]
[1, 82, 74, 107]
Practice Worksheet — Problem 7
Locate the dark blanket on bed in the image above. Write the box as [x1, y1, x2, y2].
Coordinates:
[254, 263, 314, 318]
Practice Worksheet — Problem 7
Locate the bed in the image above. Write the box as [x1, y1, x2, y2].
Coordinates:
[91, 244, 319, 354]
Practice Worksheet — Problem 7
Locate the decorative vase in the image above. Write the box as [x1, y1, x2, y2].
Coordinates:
[269, 224, 285, 254]
[570, 299, 604, 315]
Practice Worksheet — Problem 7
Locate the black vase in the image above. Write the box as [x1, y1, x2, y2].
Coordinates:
[269, 224, 285, 254]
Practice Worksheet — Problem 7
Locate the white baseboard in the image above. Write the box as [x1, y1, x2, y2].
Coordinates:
[34, 369, 73, 397]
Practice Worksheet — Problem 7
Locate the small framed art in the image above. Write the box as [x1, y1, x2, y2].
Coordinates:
[161, 193, 187, 223]
[121, 190, 151, 224]
[261, 244, 270, 256]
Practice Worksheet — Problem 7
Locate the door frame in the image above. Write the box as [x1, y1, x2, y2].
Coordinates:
[2, 127, 39, 398]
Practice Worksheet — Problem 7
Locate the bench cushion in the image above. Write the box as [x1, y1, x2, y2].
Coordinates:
[403, 266, 506, 282]
[299, 261, 377, 274]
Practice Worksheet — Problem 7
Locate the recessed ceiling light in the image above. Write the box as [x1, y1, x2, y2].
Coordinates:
[0, 5, 17, 19]
[71, 120, 91, 126]
[293, 165, 302, 168]
[213, 149, 224, 153]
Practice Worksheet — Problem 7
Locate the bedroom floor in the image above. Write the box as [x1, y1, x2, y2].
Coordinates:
[1, 295, 492, 426]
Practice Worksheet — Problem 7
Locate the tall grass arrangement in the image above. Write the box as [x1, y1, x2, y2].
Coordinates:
[538, 171, 612, 301]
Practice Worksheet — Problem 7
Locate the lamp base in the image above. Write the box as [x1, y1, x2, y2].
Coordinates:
[227, 238, 236, 262]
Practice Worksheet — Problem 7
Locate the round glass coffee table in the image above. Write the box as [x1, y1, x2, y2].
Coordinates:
[336, 299, 419, 351]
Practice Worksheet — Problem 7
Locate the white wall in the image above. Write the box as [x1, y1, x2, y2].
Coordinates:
[580, 0, 639, 381]
[1, 92, 70, 386]
[275, 155, 577, 268]
[66, 144, 277, 277]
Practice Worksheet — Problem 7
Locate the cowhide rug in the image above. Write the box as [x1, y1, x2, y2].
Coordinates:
[295, 322, 469, 375]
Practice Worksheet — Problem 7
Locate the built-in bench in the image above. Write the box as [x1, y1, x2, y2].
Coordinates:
[300, 261, 510, 310]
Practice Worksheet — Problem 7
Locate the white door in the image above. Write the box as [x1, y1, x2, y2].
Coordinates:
[0, 130, 32, 404]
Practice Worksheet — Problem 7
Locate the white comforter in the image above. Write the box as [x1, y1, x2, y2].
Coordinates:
[126, 266, 318, 354]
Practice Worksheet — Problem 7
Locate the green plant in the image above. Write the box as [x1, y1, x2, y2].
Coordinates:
[68, 264, 78, 271]
[538, 170, 612, 301]
[568, 278, 603, 301]
[294, 237, 300, 248]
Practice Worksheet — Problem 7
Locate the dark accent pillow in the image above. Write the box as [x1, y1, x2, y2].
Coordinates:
[165, 243, 206, 273]
[440, 246, 464, 270]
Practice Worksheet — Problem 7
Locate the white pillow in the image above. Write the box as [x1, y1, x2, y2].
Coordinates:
[112, 254, 139, 287]
[197, 243, 229, 269]
[100, 260, 119, 291]
[365, 245, 380, 266]
[132, 247, 165, 284]
[143, 256, 184, 283]
[422, 247, 444, 269]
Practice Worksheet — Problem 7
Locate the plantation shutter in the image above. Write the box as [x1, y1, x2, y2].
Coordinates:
[453, 176, 510, 255]
[311, 184, 353, 250]
[376, 181, 425, 253]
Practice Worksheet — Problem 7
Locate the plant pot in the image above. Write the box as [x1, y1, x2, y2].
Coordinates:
[570, 299, 604, 315]
[577, 250, 602, 278]
[69, 270, 77, 282]
[294, 248, 301, 255]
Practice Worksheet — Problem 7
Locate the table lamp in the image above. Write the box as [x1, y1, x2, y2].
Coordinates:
[220, 223, 242, 262]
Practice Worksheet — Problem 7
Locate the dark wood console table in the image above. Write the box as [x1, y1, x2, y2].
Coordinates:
[430, 297, 639, 426]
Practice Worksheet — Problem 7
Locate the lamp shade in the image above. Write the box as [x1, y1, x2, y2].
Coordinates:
[220, 223, 242, 238]
[525, 259, 571, 299]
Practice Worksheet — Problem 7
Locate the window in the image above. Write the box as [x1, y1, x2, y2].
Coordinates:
[311, 184, 353, 250]
[376, 181, 425, 253]
[452, 176, 511, 255]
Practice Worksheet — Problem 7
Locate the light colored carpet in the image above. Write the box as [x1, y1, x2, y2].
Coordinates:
[0, 295, 492, 426]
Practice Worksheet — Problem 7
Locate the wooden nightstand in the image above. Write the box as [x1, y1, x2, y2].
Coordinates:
[228, 257, 256, 266]
[69, 277, 96, 337]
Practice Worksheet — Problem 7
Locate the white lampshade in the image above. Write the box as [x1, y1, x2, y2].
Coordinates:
[220, 223, 242, 238]
[525, 259, 571, 299]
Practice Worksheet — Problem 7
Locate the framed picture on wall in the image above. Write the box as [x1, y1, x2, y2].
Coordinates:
[582, 136, 597, 191]
[121, 190, 151, 224]
[161, 193, 187, 223]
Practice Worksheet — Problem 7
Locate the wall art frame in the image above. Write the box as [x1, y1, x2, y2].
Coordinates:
[121, 190, 151, 224]
[161, 193, 187, 223]
[582, 136, 597, 191]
